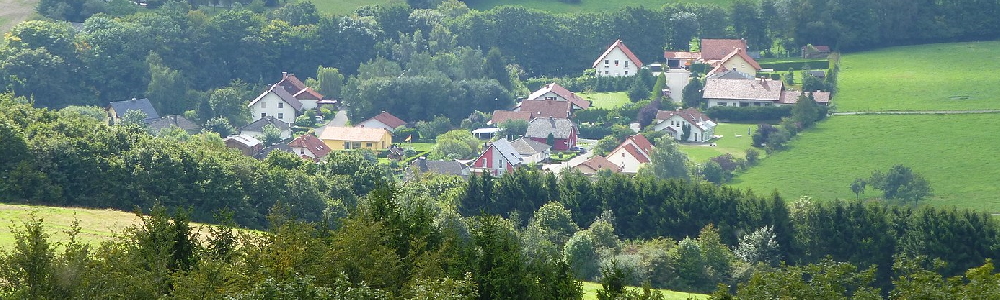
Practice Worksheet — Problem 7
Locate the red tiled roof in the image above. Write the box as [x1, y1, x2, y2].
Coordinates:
[278, 73, 325, 101]
[527, 83, 591, 110]
[369, 111, 407, 129]
[623, 144, 649, 163]
[714, 48, 762, 71]
[491, 110, 533, 125]
[576, 156, 622, 174]
[700, 39, 747, 60]
[248, 84, 304, 112]
[517, 100, 572, 119]
[593, 39, 644, 69]
[288, 134, 332, 159]
[628, 134, 653, 154]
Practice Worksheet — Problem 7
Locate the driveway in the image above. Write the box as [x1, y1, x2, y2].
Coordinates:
[542, 138, 596, 174]
[314, 110, 349, 136]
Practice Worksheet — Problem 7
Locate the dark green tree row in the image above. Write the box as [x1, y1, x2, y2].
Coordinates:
[0, 94, 386, 228]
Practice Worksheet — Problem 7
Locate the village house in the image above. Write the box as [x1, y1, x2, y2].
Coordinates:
[248, 72, 332, 124]
[664, 38, 762, 76]
[470, 139, 522, 176]
[147, 115, 200, 135]
[525, 117, 578, 151]
[288, 134, 332, 161]
[606, 134, 654, 174]
[801, 45, 832, 59]
[224, 134, 263, 156]
[653, 108, 717, 143]
[318, 127, 392, 151]
[516, 100, 572, 120]
[107, 98, 159, 125]
[355, 111, 407, 132]
[510, 137, 551, 164]
[525, 83, 591, 110]
[574, 156, 622, 176]
[702, 77, 831, 108]
[240, 116, 292, 140]
[407, 157, 470, 180]
[593, 39, 644, 77]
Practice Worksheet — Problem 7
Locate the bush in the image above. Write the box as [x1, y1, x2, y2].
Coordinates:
[574, 109, 612, 123]
[579, 123, 613, 139]
[759, 59, 828, 72]
[706, 106, 792, 122]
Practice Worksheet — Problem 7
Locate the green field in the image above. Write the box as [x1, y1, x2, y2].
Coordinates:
[678, 123, 757, 162]
[579, 92, 630, 109]
[581, 282, 707, 300]
[732, 114, 1000, 212]
[0, 0, 38, 33]
[0, 204, 143, 249]
[464, 0, 734, 13]
[303, 0, 404, 15]
[835, 41, 1000, 112]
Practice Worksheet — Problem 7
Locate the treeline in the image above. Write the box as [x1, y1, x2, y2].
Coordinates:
[0, 94, 384, 228]
[458, 168, 1000, 292]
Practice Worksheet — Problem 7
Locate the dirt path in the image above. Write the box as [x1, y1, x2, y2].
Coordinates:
[0, 0, 38, 33]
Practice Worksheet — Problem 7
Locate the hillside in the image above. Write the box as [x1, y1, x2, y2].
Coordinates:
[0, 204, 141, 249]
[306, 0, 733, 15]
[733, 42, 1000, 212]
[0, 0, 37, 33]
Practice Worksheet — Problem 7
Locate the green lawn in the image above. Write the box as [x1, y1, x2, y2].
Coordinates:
[0, 204, 143, 249]
[464, 0, 734, 13]
[678, 123, 757, 162]
[406, 142, 435, 152]
[581, 282, 707, 300]
[579, 92, 630, 109]
[732, 114, 1000, 212]
[304, 0, 404, 15]
[835, 41, 1000, 112]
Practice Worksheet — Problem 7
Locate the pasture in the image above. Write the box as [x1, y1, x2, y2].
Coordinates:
[463, 0, 734, 13]
[0, 204, 142, 249]
[678, 122, 757, 163]
[579, 92, 630, 109]
[834, 41, 1000, 112]
[0, 0, 37, 33]
[732, 113, 1000, 212]
[581, 281, 708, 300]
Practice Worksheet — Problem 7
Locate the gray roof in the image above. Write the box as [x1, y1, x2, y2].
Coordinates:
[491, 139, 523, 165]
[807, 70, 826, 78]
[708, 69, 755, 80]
[511, 137, 550, 155]
[108, 98, 160, 122]
[242, 116, 291, 132]
[254, 144, 293, 160]
[248, 84, 304, 112]
[410, 158, 468, 177]
[148, 115, 201, 134]
[525, 118, 576, 139]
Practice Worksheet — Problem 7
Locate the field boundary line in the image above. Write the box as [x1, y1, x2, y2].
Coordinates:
[832, 110, 1000, 116]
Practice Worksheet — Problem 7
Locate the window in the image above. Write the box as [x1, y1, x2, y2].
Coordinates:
[624, 71, 629, 75]
[366, 142, 373, 147]
[604, 60, 609, 65]
[614, 60, 619, 65]
[277, 113, 284, 120]
[278, 102, 284, 108]
[261, 113, 266, 118]
[343, 142, 350, 149]
[604, 71, 609, 75]
[625, 61, 629, 68]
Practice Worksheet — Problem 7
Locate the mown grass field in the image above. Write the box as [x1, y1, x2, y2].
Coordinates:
[834, 41, 1000, 112]
[581, 281, 707, 300]
[464, 0, 734, 13]
[678, 122, 757, 163]
[0, 0, 38, 33]
[579, 92, 630, 109]
[732, 114, 1000, 212]
[0, 204, 143, 249]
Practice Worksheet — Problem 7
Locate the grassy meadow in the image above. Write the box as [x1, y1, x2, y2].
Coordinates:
[0, 204, 142, 249]
[579, 92, 631, 109]
[464, 0, 734, 13]
[581, 282, 707, 300]
[0, 0, 38, 33]
[732, 114, 1000, 212]
[302, 0, 403, 15]
[678, 122, 757, 162]
[834, 41, 1000, 112]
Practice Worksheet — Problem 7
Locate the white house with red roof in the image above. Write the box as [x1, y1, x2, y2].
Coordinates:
[525, 83, 591, 110]
[356, 111, 407, 132]
[702, 77, 831, 108]
[275, 72, 325, 110]
[653, 108, 717, 143]
[288, 134, 332, 161]
[248, 72, 329, 124]
[470, 139, 523, 176]
[606, 134, 654, 174]
[663, 39, 762, 76]
[594, 39, 644, 77]
[708, 48, 762, 76]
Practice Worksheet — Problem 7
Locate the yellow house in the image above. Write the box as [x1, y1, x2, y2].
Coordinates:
[318, 127, 392, 150]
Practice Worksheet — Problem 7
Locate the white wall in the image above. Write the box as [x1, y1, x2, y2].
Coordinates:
[606, 148, 644, 173]
[707, 99, 777, 108]
[596, 48, 638, 77]
[250, 93, 297, 123]
[721, 56, 758, 76]
[355, 119, 396, 132]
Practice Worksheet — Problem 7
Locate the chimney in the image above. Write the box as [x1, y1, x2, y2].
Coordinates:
[419, 156, 428, 172]
[282, 71, 287, 78]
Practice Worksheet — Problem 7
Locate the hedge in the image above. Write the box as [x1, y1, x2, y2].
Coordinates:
[705, 106, 792, 123]
[759, 59, 829, 72]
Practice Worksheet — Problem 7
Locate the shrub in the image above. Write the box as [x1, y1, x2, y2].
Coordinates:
[706, 106, 792, 123]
